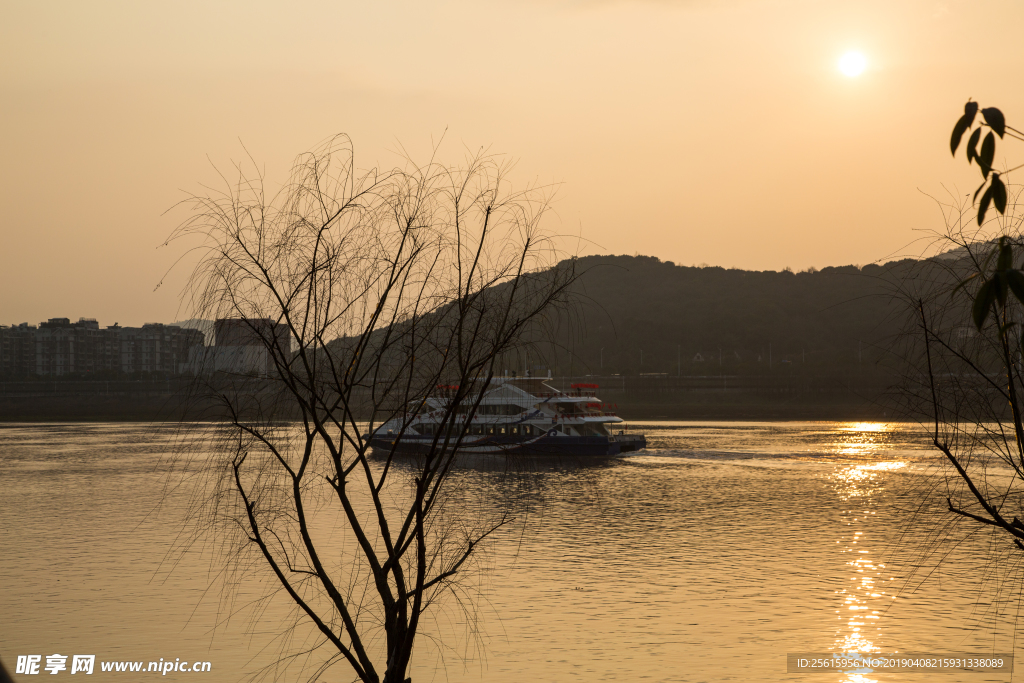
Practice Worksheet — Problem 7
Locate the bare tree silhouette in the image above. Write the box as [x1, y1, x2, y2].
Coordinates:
[168, 135, 576, 683]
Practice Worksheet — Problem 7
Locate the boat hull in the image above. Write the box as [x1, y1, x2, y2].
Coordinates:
[367, 434, 623, 457]
[617, 434, 647, 452]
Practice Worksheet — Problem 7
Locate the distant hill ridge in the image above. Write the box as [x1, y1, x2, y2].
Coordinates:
[546, 254, 923, 377]
[175, 254, 938, 378]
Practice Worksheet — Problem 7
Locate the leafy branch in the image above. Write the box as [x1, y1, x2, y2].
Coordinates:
[950, 100, 1016, 224]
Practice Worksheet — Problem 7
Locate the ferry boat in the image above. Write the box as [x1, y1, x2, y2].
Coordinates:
[365, 377, 646, 457]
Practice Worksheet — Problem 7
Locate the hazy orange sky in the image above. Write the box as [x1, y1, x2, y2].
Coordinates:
[3, 0, 1024, 326]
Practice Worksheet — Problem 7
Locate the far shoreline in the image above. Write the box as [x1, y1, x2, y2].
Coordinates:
[0, 399, 900, 423]
[0, 374, 903, 423]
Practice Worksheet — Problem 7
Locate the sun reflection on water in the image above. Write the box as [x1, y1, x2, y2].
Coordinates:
[828, 457, 906, 683]
[836, 461, 907, 485]
[830, 423, 898, 459]
[841, 422, 892, 433]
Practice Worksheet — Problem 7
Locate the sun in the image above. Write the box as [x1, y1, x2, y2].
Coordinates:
[838, 51, 867, 77]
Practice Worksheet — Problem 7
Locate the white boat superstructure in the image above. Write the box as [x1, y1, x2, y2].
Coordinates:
[366, 377, 646, 456]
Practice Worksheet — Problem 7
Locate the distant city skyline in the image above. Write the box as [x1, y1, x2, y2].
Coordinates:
[0, 317, 204, 377]
[3, 0, 1024, 327]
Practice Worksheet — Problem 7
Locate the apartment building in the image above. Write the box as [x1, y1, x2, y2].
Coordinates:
[0, 318, 205, 377]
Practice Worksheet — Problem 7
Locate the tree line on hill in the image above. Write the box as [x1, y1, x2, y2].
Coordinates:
[521, 254, 945, 380]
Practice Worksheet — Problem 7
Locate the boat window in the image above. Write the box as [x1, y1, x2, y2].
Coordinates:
[511, 425, 519, 435]
[479, 404, 524, 415]
[499, 426, 506, 435]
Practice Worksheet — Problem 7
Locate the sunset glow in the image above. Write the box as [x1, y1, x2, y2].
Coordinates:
[2, 2, 1024, 326]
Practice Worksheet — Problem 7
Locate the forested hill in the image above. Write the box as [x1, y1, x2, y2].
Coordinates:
[540, 254, 929, 378]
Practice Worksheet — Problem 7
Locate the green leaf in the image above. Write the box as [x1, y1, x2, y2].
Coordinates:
[980, 132, 996, 178]
[991, 173, 1007, 214]
[966, 127, 982, 164]
[973, 278, 997, 329]
[978, 185, 994, 224]
[1006, 270, 1024, 305]
[982, 107, 1006, 138]
[964, 100, 979, 120]
[997, 236, 1012, 271]
[996, 271, 1009, 305]
[951, 114, 971, 155]
[973, 180, 987, 203]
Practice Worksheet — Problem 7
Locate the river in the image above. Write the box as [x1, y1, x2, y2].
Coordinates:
[0, 422, 1019, 682]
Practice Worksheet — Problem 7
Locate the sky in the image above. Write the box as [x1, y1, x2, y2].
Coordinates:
[2, 0, 1024, 326]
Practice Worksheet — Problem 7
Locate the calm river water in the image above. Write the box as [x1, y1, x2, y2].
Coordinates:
[1, 422, 1021, 682]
